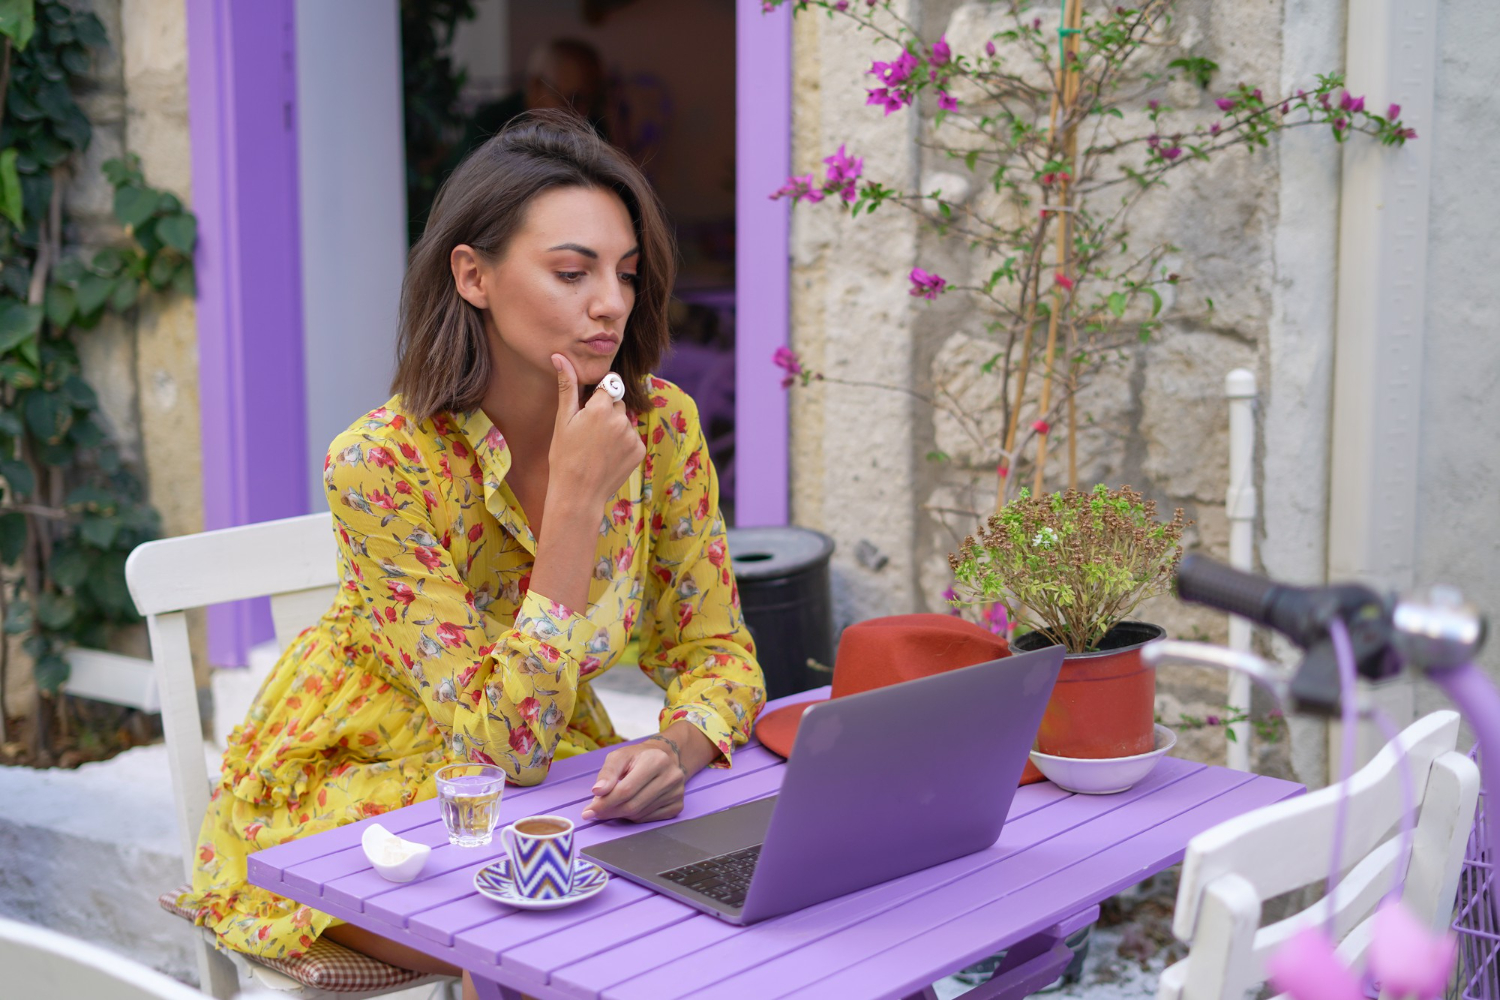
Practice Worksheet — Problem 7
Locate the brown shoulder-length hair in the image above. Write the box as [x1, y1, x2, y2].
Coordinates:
[392, 109, 675, 420]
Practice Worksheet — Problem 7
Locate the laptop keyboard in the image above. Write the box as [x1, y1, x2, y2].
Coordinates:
[659, 845, 762, 908]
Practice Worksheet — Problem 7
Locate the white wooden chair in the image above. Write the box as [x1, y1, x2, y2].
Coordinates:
[125, 512, 457, 1000]
[0, 915, 213, 999]
[1158, 709, 1480, 1000]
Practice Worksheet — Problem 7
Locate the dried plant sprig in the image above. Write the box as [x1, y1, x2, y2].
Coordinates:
[948, 484, 1188, 653]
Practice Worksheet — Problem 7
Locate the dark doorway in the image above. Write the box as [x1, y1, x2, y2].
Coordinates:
[401, 0, 739, 520]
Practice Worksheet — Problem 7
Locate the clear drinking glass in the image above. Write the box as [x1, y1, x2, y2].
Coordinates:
[435, 763, 505, 847]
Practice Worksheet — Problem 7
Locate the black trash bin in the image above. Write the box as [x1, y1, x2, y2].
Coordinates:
[726, 526, 836, 702]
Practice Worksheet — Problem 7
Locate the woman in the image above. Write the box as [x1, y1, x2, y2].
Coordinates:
[181, 111, 765, 994]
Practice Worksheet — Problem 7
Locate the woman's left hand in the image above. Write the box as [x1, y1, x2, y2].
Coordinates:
[582, 723, 717, 823]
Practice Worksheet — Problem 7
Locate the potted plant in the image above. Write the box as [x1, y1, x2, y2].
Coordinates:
[949, 484, 1187, 764]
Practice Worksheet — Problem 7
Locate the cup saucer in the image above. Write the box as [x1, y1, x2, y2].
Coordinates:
[473, 857, 609, 910]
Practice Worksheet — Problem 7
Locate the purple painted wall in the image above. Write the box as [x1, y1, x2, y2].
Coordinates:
[734, 0, 792, 527]
[186, 0, 308, 667]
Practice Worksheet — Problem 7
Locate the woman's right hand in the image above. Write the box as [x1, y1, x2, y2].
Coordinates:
[548, 354, 645, 509]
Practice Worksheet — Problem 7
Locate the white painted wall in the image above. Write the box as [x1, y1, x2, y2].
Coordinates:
[294, 1, 409, 513]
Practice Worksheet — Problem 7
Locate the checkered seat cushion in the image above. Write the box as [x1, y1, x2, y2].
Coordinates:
[159, 886, 428, 992]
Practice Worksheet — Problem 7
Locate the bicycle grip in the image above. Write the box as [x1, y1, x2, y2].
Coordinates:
[1176, 554, 1283, 627]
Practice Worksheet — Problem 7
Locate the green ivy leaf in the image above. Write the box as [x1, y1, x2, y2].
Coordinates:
[170, 264, 196, 298]
[0, 359, 36, 388]
[73, 11, 106, 49]
[1107, 292, 1127, 318]
[157, 213, 196, 254]
[66, 416, 101, 448]
[109, 275, 138, 311]
[33, 653, 69, 693]
[74, 272, 113, 315]
[79, 514, 119, 548]
[35, 590, 76, 629]
[0, 510, 25, 562]
[113, 184, 159, 228]
[87, 555, 131, 613]
[60, 373, 96, 409]
[43, 282, 74, 326]
[0, 147, 22, 227]
[58, 42, 88, 75]
[0, 299, 42, 352]
[92, 246, 124, 273]
[4, 597, 32, 633]
[23, 388, 70, 441]
[1144, 287, 1163, 317]
[147, 252, 176, 288]
[0, 0, 36, 51]
[49, 545, 88, 587]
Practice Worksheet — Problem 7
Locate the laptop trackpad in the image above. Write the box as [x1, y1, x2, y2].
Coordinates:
[584, 796, 778, 873]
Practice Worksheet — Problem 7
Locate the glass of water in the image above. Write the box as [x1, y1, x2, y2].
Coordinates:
[435, 763, 505, 847]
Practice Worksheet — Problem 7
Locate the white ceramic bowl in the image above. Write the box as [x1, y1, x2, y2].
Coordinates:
[1029, 724, 1177, 795]
[361, 823, 431, 883]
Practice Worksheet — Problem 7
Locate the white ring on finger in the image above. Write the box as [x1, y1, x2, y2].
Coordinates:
[600, 372, 626, 402]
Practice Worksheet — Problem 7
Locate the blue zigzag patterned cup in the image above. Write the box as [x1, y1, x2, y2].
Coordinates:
[501, 815, 577, 900]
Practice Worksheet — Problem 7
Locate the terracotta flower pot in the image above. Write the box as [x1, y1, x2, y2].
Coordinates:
[1014, 621, 1165, 783]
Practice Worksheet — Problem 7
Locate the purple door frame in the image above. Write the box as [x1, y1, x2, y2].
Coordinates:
[734, 0, 792, 527]
[185, 1, 790, 665]
[186, 0, 308, 667]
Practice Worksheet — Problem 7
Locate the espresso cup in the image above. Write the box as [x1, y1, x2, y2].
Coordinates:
[500, 815, 577, 900]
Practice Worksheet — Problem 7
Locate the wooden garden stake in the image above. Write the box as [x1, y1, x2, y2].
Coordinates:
[1031, 0, 1083, 496]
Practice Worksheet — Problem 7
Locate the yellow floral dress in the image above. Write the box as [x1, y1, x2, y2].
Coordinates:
[180, 376, 765, 959]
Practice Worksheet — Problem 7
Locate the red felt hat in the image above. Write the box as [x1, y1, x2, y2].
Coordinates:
[755, 613, 1016, 759]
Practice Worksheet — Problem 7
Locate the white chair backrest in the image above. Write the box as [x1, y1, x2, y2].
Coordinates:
[124, 512, 339, 882]
[1159, 710, 1480, 1000]
[0, 916, 211, 999]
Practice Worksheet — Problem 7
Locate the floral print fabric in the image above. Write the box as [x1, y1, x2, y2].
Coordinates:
[181, 377, 764, 959]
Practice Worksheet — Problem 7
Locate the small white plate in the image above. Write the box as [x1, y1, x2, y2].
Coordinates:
[473, 858, 610, 910]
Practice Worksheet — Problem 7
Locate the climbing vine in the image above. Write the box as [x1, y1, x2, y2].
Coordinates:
[0, 0, 198, 760]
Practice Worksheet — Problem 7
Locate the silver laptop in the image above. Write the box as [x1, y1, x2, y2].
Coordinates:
[583, 644, 1065, 924]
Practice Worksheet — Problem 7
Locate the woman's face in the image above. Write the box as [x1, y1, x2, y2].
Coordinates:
[458, 185, 639, 390]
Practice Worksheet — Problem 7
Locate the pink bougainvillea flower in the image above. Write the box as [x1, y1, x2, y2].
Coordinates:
[985, 40, 996, 56]
[823, 144, 864, 200]
[833, 0, 849, 9]
[1146, 133, 1161, 147]
[1387, 103, 1401, 120]
[1209, 122, 1222, 136]
[982, 601, 1008, 635]
[772, 345, 803, 375]
[940, 587, 962, 617]
[937, 91, 958, 112]
[769, 173, 825, 203]
[869, 51, 919, 87]
[1215, 97, 1236, 111]
[1161, 146, 1182, 160]
[1338, 90, 1364, 112]
[908, 268, 948, 300]
[1032, 420, 1050, 434]
[1333, 117, 1347, 131]
[866, 87, 910, 115]
[1054, 272, 1074, 291]
[931, 34, 951, 65]
[1368, 900, 1458, 1000]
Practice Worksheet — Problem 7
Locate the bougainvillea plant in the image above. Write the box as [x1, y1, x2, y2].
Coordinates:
[768, 0, 1415, 516]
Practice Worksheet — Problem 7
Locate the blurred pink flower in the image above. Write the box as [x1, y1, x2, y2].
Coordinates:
[1387, 102, 1401, 120]
[937, 91, 958, 112]
[931, 35, 951, 66]
[909, 268, 948, 299]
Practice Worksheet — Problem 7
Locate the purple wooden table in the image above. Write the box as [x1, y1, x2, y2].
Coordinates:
[248, 689, 1302, 1000]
